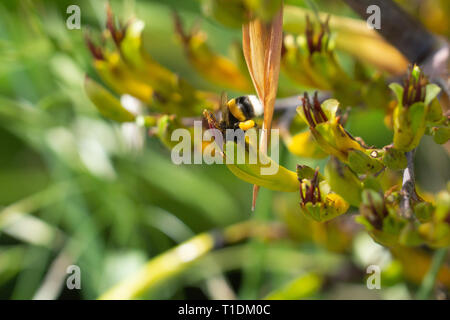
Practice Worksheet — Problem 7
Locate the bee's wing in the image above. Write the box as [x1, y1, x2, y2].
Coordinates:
[220, 91, 229, 125]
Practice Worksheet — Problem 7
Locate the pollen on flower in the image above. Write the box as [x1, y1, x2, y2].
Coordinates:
[299, 169, 321, 205]
[402, 64, 428, 108]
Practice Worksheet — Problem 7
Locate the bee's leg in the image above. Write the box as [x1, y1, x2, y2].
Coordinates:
[238, 120, 255, 131]
[203, 110, 220, 129]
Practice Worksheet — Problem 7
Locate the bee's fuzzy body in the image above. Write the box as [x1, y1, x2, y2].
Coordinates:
[227, 95, 263, 122]
[207, 94, 263, 133]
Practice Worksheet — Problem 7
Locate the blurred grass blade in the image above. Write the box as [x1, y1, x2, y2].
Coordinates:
[417, 248, 448, 299]
[99, 221, 278, 299]
[0, 182, 73, 230]
[99, 233, 215, 299]
[265, 273, 322, 300]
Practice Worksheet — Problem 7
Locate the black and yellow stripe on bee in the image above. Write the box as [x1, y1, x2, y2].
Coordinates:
[227, 96, 255, 122]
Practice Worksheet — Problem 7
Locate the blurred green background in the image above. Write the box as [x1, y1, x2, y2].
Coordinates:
[0, 0, 448, 300]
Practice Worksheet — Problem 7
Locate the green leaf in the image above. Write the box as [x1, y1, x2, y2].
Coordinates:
[409, 103, 425, 131]
[84, 77, 135, 122]
[433, 126, 450, 145]
[389, 83, 404, 106]
[312, 123, 346, 160]
[424, 84, 441, 107]
[325, 159, 362, 207]
[382, 147, 407, 170]
[355, 215, 375, 231]
[348, 149, 383, 174]
[363, 176, 383, 191]
[408, 102, 426, 136]
[427, 99, 443, 123]
[321, 99, 339, 120]
[296, 165, 324, 181]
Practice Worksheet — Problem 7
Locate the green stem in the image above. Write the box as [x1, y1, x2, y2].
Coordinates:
[239, 188, 273, 299]
[416, 248, 448, 300]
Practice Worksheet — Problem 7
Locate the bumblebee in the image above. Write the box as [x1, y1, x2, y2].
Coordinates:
[204, 93, 263, 135]
[226, 95, 264, 130]
[219, 93, 263, 130]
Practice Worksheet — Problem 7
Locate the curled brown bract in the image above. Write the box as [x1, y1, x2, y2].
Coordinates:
[242, 6, 284, 210]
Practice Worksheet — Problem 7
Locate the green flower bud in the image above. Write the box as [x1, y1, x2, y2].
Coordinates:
[356, 189, 408, 247]
[390, 65, 442, 151]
